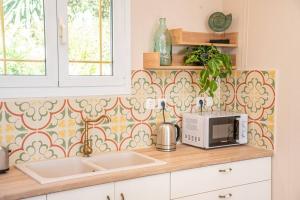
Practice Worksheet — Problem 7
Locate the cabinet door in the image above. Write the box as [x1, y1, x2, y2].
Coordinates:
[175, 180, 271, 200]
[115, 173, 170, 200]
[47, 183, 114, 200]
[22, 196, 47, 200]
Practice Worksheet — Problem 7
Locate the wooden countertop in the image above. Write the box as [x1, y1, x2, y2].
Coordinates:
[0, 145, 273, 200]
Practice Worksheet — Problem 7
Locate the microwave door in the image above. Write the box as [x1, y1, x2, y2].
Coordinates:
[208, 117, 238, 148]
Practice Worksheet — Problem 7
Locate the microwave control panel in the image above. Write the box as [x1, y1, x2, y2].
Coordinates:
[182, 114, 207, 147]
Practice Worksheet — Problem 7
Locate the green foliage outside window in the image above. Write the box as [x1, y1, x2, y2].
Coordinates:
[1, 0, 112, 76]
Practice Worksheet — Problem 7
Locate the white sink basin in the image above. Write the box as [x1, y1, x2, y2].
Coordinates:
[16, 157, 102, 184]
[16, 151, 165, 184]
[87, 151, 164, 170]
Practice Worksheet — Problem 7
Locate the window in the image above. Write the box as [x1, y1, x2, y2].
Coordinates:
[0, 0, 131, 98]
[67, 0, 113, 76]
[1, 0, 46, 76]
[0, 0, 58, 88]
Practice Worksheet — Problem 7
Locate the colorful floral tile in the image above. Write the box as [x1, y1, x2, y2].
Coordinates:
[8, 131, 66, 164]
[67, 97, 118, 119]
[4, 99, 66, 130]
[164, 70, 200, 117]
[248, 121, 274, 150]
[236, 70, 275, 123]
[220, 71, 237, 112]
[121, 70, 163, 121]
[119, 123, 154, 150]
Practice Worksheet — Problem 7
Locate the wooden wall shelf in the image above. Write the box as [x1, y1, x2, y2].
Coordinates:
[144, 65, 237, 71]
[143, 53, 236, 71]
[173, 42, 238, 48]
[143, 29, 238, 71]
[144, 65, 204, 70]
[169, 28, 238, 48]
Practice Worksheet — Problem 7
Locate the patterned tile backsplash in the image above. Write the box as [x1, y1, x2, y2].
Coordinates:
[0, 69, 275, 165]
[221, 70, 276, 150]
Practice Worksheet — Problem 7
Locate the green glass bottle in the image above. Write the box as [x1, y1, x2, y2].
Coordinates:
[154, 18, 172, 66]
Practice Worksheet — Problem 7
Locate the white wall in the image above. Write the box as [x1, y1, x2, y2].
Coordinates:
[224, 0, 300, 199]
[131, 0, 223, 69]
[223, 0, 248, 68]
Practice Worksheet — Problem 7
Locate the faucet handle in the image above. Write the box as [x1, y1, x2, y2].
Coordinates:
[97, 115, 111, 124]
[86, 115, 111, 124]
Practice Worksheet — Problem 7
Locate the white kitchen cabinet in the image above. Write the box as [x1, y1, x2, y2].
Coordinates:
[22, 196, 47, 200]
[115, 173, 170, 200]
[47, 183, 114, 200]
[175, 180, 271, 200]
[171, 157, 271, 199]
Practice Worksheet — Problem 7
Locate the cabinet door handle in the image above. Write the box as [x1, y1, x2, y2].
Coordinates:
[106, 195, 111, 200]
[218, 168, 232, 173]
[121, 193, 125, 200]
[219, 193, 232, 198]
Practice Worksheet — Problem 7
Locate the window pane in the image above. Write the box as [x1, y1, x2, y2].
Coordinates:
[68, 0, 112, 76]
[102, 63, 112, 76]
[69, 63, 100, 76]
[0, 0, 46, 76]
[101, 0, 112, 62]
[6, 61, 45, 76]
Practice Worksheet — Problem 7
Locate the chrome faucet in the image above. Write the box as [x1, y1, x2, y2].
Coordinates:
[82, 115, 111, 157]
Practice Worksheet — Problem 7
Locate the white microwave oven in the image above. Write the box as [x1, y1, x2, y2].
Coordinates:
[182, 111, 248, 149]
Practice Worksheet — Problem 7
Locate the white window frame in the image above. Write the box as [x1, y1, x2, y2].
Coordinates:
[0, 0, 131, 99]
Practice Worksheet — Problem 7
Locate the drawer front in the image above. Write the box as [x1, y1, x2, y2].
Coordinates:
[171, 157, 271, 199]
[175, 180, 271, 200]
[47, 183, 114, 200]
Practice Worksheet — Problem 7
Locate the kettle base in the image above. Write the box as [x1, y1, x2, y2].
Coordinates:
[0, 168, 9, 174]
[156, 147, 176, 152]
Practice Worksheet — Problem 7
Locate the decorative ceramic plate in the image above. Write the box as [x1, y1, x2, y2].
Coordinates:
[208, 12, 232, 32]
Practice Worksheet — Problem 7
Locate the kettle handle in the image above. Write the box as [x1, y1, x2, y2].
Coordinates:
[174, 124, 181, 142]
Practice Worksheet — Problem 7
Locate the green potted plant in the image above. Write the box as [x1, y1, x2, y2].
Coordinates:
[184, 46, 232, 97]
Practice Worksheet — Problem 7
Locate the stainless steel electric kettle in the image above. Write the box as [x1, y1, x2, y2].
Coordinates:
[0, 146, 9, 173]
[156, 101, 180, 151]
[156, 122, 180, 151]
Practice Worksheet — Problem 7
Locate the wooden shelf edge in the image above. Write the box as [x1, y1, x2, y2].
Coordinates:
[173, 42, 238, 48]
[169, 29, 239, 48]
[144, 66, 237, 70]
[144, 66, 204, 70]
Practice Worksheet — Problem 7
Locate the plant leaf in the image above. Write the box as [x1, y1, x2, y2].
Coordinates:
[209, 80, 218, 92]
[200, 69, 209, 81]
[200, 79, 210, 93]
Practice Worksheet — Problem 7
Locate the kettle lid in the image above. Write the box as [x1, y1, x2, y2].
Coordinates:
[160, 122, 174, 125]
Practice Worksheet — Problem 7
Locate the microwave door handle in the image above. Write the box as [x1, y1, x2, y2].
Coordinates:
[174, 124, 181, 142]
[234, 118, 240, 140]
